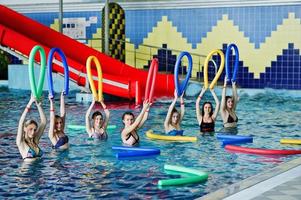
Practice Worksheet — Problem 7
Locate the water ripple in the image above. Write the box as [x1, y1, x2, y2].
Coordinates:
[1, 90, 301, 198]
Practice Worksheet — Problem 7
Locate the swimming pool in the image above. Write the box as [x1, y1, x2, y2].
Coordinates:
[1, 87, 301, 199]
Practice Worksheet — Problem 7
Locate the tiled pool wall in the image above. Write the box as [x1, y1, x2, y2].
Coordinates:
[6, 2, 301, 90]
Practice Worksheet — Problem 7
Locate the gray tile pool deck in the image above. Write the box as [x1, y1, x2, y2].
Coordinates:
[199, 157, 301, 200]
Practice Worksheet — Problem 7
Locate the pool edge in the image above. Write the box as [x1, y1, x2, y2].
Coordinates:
[198, 156, 301, 200]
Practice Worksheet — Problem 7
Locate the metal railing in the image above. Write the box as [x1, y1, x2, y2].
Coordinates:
[78, 37, 211, 81]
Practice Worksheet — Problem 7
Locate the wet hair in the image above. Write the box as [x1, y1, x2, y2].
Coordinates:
[55, 115, 62, 120]
[225, 96, 233, 108]
[24, 119, 38, 128]
[202, 101, 214, 117]
[225, 96, 232, 102]
[122, 111, 134, 120]
[92, 111, 103, 120]
[171, 108, 178, 115]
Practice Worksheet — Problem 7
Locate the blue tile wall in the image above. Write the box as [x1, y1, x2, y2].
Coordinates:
[195, 43, 301, 89]
[144, 44, 187, 75]
[19, 4, 301, 90]
[25, 11, 102, 41]
[126, 5, 301, 49]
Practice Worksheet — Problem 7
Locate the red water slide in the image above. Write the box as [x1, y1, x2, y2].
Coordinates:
[0, 5, 174, 103]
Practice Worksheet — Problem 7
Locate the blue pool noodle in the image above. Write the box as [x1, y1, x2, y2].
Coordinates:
[47, 47, 69, 98]
[112, 146, 160, 152]
[174, 51, 193, 97]
[116, 150, 160, 158]
[217, 134, 253, 141]
[225, 44, 239, 83]
[222, 138, 253, 146]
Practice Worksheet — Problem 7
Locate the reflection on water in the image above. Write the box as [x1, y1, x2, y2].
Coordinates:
[0, 89, 301, 198]
[217, 127, 238, 134]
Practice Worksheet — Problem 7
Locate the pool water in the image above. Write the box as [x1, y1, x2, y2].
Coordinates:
[1, 87, 301, 199]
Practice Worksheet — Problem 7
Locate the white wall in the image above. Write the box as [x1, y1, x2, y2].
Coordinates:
[8, 64, 80, 93]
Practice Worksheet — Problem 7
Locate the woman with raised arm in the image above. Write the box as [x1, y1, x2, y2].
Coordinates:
[121, 100, 150, 146]
[220, 77, 239, 129]
[85, 98, 110, 140]
[49, 92, 69, 149]
[164, 90, 185, 136]
[17, 96, 46, 161]
[196, 87, 220, 133]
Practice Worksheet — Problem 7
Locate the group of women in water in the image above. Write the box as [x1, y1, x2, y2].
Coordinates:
[16, 78, 238, 161]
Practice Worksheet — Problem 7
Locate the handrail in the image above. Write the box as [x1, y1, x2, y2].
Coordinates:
[80, 37, 207, 81]
[84, 37, 207, 58]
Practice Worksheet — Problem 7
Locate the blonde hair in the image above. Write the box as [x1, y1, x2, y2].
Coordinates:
[24, 119, 38, 128]
[54, 115, 64, 136]
[24, 119, 38, 143]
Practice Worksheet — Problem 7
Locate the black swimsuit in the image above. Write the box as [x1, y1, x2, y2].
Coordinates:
[200, 118, 215, 132]
[227, 114, 238, 123]
[125, 132, 139, 145]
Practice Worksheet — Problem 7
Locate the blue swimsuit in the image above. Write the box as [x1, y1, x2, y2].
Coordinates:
[53, 135, 69, 149]
[25, 146, 43, 159]
[167, 130, 184, 136]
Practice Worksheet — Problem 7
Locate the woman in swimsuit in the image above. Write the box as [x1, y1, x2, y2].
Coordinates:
[196, 87, 220, 133]
[86, 98, 110, 140]
[121, 100, 150, 146]
[220, 77, 239, 129]
[49, 92, 69, 149]
[164, 90, 185, 136]
[16, 95, 46, 161]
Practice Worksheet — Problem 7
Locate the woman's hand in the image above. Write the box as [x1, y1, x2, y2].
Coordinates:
[143, 99, 150, 108]
[100, 100, 107, 109]
[29, 94, 36, 104]
[180, 93, 184, 104]
[200, 87, 206, 96]
[174, 89, 178, 99]
[31, 95, 40, 106]
[224, 77, 227, 87]
[48, 95, 53, 102]
[92, 97, 96, 104]
[34, 97, 43, 106]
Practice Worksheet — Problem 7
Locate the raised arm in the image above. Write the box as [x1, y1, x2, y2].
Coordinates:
[137, 101, 151, 129]
[210, 88, 220, 121]
[179, 94, 185, 123]
[196, 87, 206, 124]
[220, 77, 227, 113]
[16, 96, 34, 146]
[164, 90, 178, 131]
[35, 99, 46, 144]
[48, 97, 55, 141]
[60, 92, 66, 121]
[100, 100, 110, 130]
[122, 101, 150, 135]
[85, 99, 95, 136]
[232, 81, 238, 110]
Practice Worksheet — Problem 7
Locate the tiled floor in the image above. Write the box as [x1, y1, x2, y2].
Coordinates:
[224, 164, 301, 200]
[199, 157, 301, 200]
[251, 176, 301, 200]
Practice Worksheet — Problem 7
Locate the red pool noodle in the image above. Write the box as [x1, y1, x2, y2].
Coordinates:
[225, 145, 301, 155]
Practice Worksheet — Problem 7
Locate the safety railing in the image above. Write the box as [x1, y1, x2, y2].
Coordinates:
[77, 37, 214, 82]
